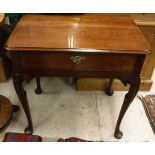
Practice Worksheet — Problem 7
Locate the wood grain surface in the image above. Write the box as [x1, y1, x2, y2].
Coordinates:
[6, 14, 150, 54]
[131, 13, 155, 26]
[0, 95, 12, 128]
[7, 14, 149, 138]
[78, 14, 155, 91]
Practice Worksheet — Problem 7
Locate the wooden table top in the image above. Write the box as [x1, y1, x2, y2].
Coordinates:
[6, 14, 150, 54]
[131, 13, 155, 26]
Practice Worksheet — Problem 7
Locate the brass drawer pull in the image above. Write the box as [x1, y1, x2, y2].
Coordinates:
[70, 56, 86, 64]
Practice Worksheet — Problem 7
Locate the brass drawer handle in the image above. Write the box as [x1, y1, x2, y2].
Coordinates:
[70, 56, 86, 64]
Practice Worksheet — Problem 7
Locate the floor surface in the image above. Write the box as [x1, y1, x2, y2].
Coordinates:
[0, 71, 155, 142]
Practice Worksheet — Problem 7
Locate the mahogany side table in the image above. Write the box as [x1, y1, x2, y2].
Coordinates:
[5, 14, 150, 139]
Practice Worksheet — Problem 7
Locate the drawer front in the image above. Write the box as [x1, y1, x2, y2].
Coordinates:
[19, 52, 138, 72]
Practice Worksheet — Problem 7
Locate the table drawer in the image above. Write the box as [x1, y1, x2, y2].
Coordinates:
[19, 52, 138, 72]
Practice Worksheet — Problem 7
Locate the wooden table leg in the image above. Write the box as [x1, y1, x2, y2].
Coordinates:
[35, 77, 42, 94]
[13, 75, 33, 134]
[105, 78, 114, 96]
[114, 77, 140, 139]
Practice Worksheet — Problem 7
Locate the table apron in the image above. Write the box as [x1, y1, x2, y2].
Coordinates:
[11, 52, 146, 80]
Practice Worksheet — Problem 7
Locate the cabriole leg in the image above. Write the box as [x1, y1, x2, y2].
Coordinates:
[13, 75, 33, 134]
[114, 78, 140, 139]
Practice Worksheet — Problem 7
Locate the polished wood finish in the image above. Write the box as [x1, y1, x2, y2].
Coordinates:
[131, 13, 155, 26]
[0, 96, 12, 130]
[78, 13, 155, 91]
[6, 14, 150, 53]
[6, 14, 150, 139]
[20, 52, 138, 72]
[13, 75, 33, 134]
[114, 77, 141, 138]
[0, 95, 19, 132]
